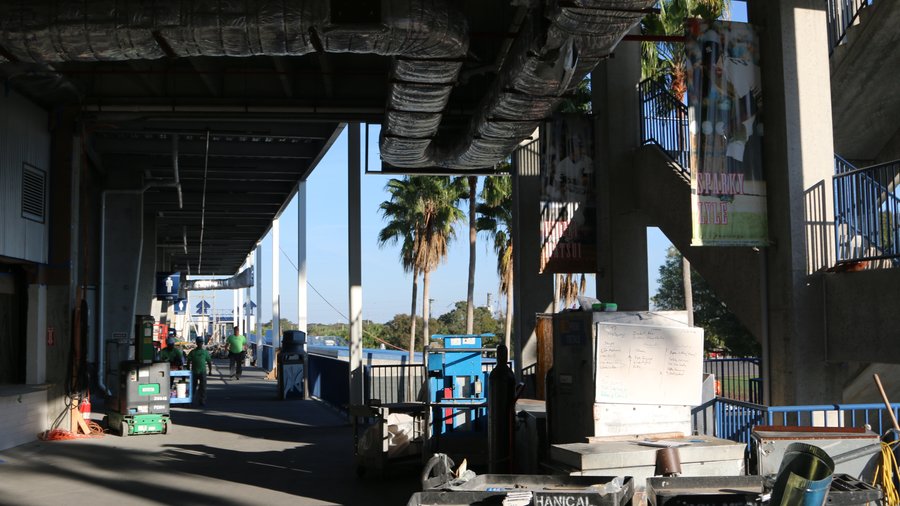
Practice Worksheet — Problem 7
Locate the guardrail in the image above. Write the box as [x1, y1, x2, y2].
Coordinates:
[826, 0, 874, 52]
[833, 155, 900, 266]
[703, 358, 762, 403]
[366, 363, 425, 404]
[639, 78, 692, 179]
[693, 398, 900, 445]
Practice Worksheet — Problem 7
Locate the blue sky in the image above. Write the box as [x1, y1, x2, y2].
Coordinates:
[194, 0, 757, 324]
[215, 127, 673, 325]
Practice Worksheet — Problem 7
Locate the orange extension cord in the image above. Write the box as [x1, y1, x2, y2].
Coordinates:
[38, 421, 106, 441]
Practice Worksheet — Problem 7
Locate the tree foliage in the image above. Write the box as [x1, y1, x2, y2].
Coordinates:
[652, 246, 760, 356]
[640, 0, 729, 101]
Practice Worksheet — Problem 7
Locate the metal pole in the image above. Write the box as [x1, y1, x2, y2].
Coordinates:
[298, 183, 308, 334]
[272, 216, 282, 351]
[256, 242, 263, 364]
[348, 123, 364, 406]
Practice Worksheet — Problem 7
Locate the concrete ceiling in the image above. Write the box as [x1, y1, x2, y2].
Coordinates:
[0, 1, 647, 275]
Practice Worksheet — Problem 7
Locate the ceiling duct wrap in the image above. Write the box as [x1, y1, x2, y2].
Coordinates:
[0, 0, 651, 170]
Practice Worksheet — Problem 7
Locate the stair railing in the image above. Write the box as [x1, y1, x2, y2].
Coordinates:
[833, 155, 900, 265]
[827, 0, 874, 53]
[639, 78, 692, 180]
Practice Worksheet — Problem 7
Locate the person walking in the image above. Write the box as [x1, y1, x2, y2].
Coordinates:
[158, 335, 186, 370]
[187, 336, 213, 406]
[226, 327, 248, 380]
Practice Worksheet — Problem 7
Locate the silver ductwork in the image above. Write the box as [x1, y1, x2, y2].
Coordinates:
[0, 0, 652, 170]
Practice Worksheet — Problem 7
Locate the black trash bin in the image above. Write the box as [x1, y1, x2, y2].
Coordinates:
[277, 330, 307, 400]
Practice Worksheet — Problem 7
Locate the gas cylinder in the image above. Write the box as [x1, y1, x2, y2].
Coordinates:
[79, 396, 92, 421]
[488, 344, 516, 473]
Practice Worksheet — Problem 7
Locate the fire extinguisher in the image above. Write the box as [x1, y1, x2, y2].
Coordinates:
[79, 395, 92, 421]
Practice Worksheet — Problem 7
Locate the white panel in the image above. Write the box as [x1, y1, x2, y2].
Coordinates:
[0, 90, 50, 263]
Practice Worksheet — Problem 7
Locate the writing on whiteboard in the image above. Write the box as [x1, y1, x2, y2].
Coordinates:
[594, 322, 703, 406]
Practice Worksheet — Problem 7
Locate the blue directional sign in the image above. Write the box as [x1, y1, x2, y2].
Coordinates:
[173, 298, 188, 315]
[195, 300, 211, 315]
[156, 272, 180, 301]
[243, 300, 257, 316]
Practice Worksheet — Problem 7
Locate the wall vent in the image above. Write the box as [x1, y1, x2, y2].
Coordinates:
[21, 163, 45, 223]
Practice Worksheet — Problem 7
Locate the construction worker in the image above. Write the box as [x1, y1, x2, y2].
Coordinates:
[187, 336, 213, 406]
[158, 336, 186, 370]
[226, 327, 248, 380]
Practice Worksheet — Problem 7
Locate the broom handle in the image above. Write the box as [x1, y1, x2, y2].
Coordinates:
[874, 374, 900, 432]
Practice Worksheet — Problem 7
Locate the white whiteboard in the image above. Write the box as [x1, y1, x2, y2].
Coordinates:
[594, 322, 704, 406]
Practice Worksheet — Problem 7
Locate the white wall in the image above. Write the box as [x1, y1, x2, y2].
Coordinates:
[0, 90, 50, 264]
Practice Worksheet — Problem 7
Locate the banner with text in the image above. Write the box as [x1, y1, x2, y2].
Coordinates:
[540, 114, 596, 273]
[686, 20, 767, 246]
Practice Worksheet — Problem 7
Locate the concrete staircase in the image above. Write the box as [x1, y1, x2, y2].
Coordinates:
[634, 145, 764, 340]
[830, 0, 900, 162]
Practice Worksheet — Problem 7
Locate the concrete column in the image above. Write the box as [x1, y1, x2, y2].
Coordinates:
[297, 183, 308, 334]
[593, 38, 649, 310]
[512, 136, 555, 375]
[255, 243, 263, 359]
[100, 190, 144, 394]
[26, 284, 47, 384]
[136, 212, 156, 315]
[348, 123, 364, 405]
[750, 0, 842, 404]
[272, 217, 281, 350]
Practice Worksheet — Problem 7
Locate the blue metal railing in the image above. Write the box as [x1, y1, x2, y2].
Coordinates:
[639, 78, 692, 179]
[833, 155, 900, 265]
[826, 0, 875, 53]
[307, 353, 350, 410]
[699, 398, 900, 445]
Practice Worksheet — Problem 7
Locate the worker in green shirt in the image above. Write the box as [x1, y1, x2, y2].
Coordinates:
[187, 336, 213, 406]
[158, 335, 186, 370]
[226, 327, 248, 380]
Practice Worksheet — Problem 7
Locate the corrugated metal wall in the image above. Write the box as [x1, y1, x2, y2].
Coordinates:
[0, 91, 50, 263]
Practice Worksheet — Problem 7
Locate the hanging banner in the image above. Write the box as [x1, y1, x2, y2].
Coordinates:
[539, 114, 597, 273]
[686, 20, 767, 246]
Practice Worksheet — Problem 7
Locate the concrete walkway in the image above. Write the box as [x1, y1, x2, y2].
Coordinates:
[0, 360, 420, 506]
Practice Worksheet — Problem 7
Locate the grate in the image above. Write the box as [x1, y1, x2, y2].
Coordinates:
[21, 163, 46, 223]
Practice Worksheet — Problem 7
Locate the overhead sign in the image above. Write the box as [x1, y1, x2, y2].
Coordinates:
[243, 300, 257, 316]
[173, 298, 188, 315]
[155, 272, 181, 301]
[182, 266, 254, 291]
[195, 300, 211, 315]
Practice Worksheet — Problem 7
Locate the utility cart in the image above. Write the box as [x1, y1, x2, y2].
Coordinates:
[109, 361, 171, 436]
[351, 401, 427, 477]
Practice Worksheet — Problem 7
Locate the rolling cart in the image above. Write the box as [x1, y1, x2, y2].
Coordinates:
[351, 401, 427, 477]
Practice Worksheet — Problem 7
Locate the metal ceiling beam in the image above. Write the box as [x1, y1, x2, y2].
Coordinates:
[95, 138, 321, 159]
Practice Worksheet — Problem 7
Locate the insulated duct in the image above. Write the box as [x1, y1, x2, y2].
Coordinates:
[0, 0, 652, 170]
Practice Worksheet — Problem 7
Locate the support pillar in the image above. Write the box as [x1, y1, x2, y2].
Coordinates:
[348, 124, 364, 405]
[272, 217, 281, 350]
[593, 38, 649, 310]
[297, 182, 308, 334]
[750, 0, 843, 404]
[512, 136, 555, 375]
[255, 243, 263, 361]
[26, 283, 47, 384]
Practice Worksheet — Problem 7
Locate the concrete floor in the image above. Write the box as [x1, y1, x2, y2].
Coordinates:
[0, 361, 421, 506]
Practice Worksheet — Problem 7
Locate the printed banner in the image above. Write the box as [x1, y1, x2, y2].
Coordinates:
[686, 20, 767, 246]
[540, 114, 596, 273]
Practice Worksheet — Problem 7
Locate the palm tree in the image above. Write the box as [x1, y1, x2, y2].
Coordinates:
[378, 178, 422, 361]
[414, 176, 467, 345]
[477, 173, 513, 350]
[640, 0, 729, 101]
[465, 176, 478, 334]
